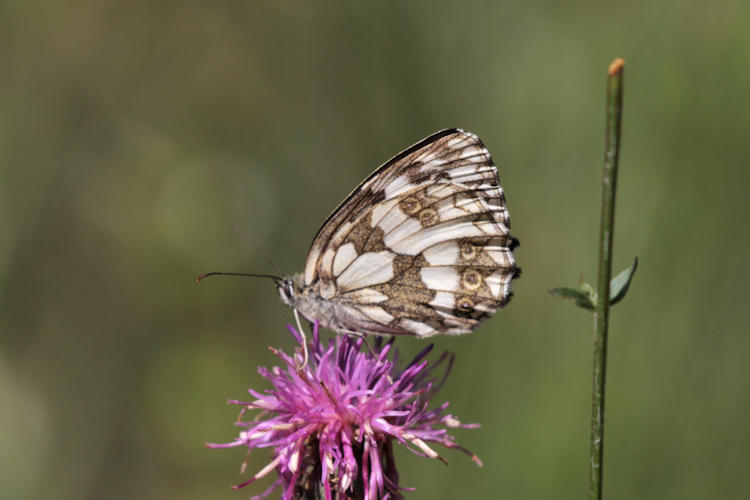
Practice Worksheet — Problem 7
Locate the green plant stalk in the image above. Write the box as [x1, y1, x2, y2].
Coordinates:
[589, 58, 624, 500]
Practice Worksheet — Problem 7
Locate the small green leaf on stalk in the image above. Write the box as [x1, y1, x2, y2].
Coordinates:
[579, 281, 596, 298]
[609, 257, 638, 306]
[549, 286, 596, 311]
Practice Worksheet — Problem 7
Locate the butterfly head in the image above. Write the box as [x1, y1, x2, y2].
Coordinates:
[277, 274, 305, 308]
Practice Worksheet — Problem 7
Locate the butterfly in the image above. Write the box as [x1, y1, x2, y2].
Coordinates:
[276, 129, 520, 343]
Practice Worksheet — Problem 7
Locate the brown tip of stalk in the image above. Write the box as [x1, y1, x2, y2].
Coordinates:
[608, 58, 625, 75]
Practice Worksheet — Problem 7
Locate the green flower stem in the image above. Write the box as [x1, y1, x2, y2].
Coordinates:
[590, 58, 625, 500]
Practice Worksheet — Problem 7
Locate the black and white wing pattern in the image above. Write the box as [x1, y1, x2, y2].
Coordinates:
[280, 129, 520, 337]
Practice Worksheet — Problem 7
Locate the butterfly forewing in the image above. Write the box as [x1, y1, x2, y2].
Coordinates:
[294, 129, 518, 337]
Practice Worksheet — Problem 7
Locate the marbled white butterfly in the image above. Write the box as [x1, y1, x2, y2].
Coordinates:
[276, 129, 520, 341]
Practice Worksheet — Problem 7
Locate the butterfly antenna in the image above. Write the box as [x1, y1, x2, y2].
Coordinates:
[229, 224, 284, 276]
[195, 272, 282, 284]
[293, 308, 310, 371]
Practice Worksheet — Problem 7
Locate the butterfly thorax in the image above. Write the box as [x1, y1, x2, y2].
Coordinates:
[277, 273, 343, 333]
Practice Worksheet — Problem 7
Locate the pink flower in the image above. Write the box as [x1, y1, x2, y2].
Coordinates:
[208, 322, 481, 500]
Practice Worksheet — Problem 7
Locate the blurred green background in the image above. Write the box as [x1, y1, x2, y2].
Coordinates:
[2, 1, 749, 499]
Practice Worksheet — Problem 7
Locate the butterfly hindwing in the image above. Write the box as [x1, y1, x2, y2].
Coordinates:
[295, 129, 518, 337]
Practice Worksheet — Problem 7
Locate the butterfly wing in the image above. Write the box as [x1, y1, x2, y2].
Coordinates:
[304, 129, 519, 337]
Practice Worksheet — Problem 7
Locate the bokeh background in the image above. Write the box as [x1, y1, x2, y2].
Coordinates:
[2, 1, 749, 499]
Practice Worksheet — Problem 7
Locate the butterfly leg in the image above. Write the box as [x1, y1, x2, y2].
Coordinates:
[339, 330, 394, 384]
[340, 330, 377, 357]
[293, 308, 309, 370]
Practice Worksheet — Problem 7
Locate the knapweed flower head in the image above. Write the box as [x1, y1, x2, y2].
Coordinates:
[208, 322, 481, 500]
